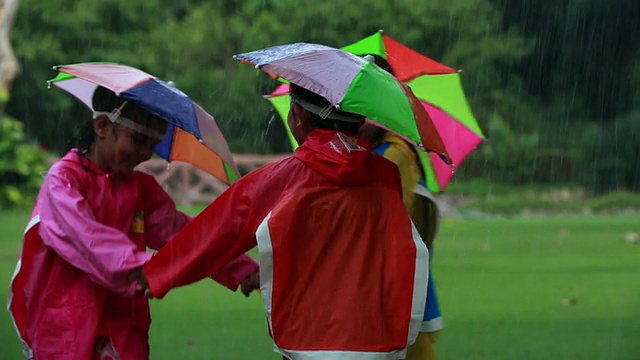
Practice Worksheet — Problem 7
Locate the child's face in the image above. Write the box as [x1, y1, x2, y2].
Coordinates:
[107, 126, 159, 174]
[96, 107, 167, 175]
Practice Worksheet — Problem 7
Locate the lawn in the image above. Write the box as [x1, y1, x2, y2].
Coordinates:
[0, 209, 638, 359]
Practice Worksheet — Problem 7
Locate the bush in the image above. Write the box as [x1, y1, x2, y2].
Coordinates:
[456, 188, 640, 215]
[0, 117, 48, 210]
[479, 114, 540, 183]
[586, 112, 640, 194]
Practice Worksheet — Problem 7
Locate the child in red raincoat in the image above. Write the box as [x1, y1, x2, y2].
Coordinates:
[135, 84, 429, 360]
[8, 86, 258, 360]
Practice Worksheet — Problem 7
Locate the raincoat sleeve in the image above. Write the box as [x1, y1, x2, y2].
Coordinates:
[209, 254, 259, 291]
[37, 171, 152, 296]
[144, 180, 259, 299]
[141, 177, 191, 250]
[141, 177, 258, 291]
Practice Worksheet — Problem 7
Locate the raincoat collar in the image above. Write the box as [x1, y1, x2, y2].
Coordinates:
[294, 129, 373, 185]
[61, 149, 114, 177]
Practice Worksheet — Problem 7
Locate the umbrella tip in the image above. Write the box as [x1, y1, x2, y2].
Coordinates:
[457, 69, 463, 73]
[378, 29, 384, 33]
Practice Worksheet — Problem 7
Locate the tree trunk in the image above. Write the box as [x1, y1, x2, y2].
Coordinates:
[0, 0, 19, 118]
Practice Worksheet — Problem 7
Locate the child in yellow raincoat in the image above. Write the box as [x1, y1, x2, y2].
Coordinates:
[359, 54, 444, 360]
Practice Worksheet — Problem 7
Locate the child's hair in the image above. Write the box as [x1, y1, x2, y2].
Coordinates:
[364, 54, 394, 75]
[289, 84, 364, 134]
[67, 86, 120, 154]
[92, 85, 125, 113]
[69, 86, 168, 154]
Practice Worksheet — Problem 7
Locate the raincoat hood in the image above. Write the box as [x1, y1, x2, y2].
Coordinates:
[294, 129, 373, 185]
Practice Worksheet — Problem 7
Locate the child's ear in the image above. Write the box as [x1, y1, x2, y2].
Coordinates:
[292, 103, 309, 127]
[93, 115, 112, 139]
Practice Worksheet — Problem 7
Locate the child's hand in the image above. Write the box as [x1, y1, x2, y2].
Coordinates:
[127, 268, 151, 297]
[240, 269, 260, 297]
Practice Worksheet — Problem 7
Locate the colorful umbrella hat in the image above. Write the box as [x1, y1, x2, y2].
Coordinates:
[267, 33, 485, 192]
[49, 62, 240, 185]
[234, 43, 452, 164]
[345, 31, 486, 192]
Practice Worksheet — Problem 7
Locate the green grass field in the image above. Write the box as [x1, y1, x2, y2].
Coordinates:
[1, 209, 638, 359]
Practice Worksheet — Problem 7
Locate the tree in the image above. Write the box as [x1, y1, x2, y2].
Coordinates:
[0, 0, 19, 116]
[493, 0, 640, 121]
[7, 0, 193, 152]
[8, 0, 532, 155]
[0, 116, 47, 209]
[0, 0, 45, 211]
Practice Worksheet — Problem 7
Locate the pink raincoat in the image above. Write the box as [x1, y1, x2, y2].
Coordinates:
[8, 150, 258, 359]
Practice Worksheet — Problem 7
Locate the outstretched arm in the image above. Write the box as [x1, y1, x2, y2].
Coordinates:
[143, 182, 258, 299]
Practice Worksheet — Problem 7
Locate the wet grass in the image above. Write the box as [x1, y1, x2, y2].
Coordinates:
[447, 180, 640, 215]
[1, 209, 638, 359]
[434, 215, 640, 360]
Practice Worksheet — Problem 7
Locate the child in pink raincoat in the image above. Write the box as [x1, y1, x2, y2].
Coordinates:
[7, 86, 258, 360]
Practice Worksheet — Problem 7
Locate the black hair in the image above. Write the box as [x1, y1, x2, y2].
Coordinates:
[364, 54, 395, 76]
[69, 119, 96, 155]
[92, 85, 125, 112]
[289, 83, 364, 134]
[66, 86, 116, 154]
[68, 86, 168, 154]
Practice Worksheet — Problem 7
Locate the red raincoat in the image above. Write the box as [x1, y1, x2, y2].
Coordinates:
[8, 150, 258, 359]
[145, 130, 429, 359]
